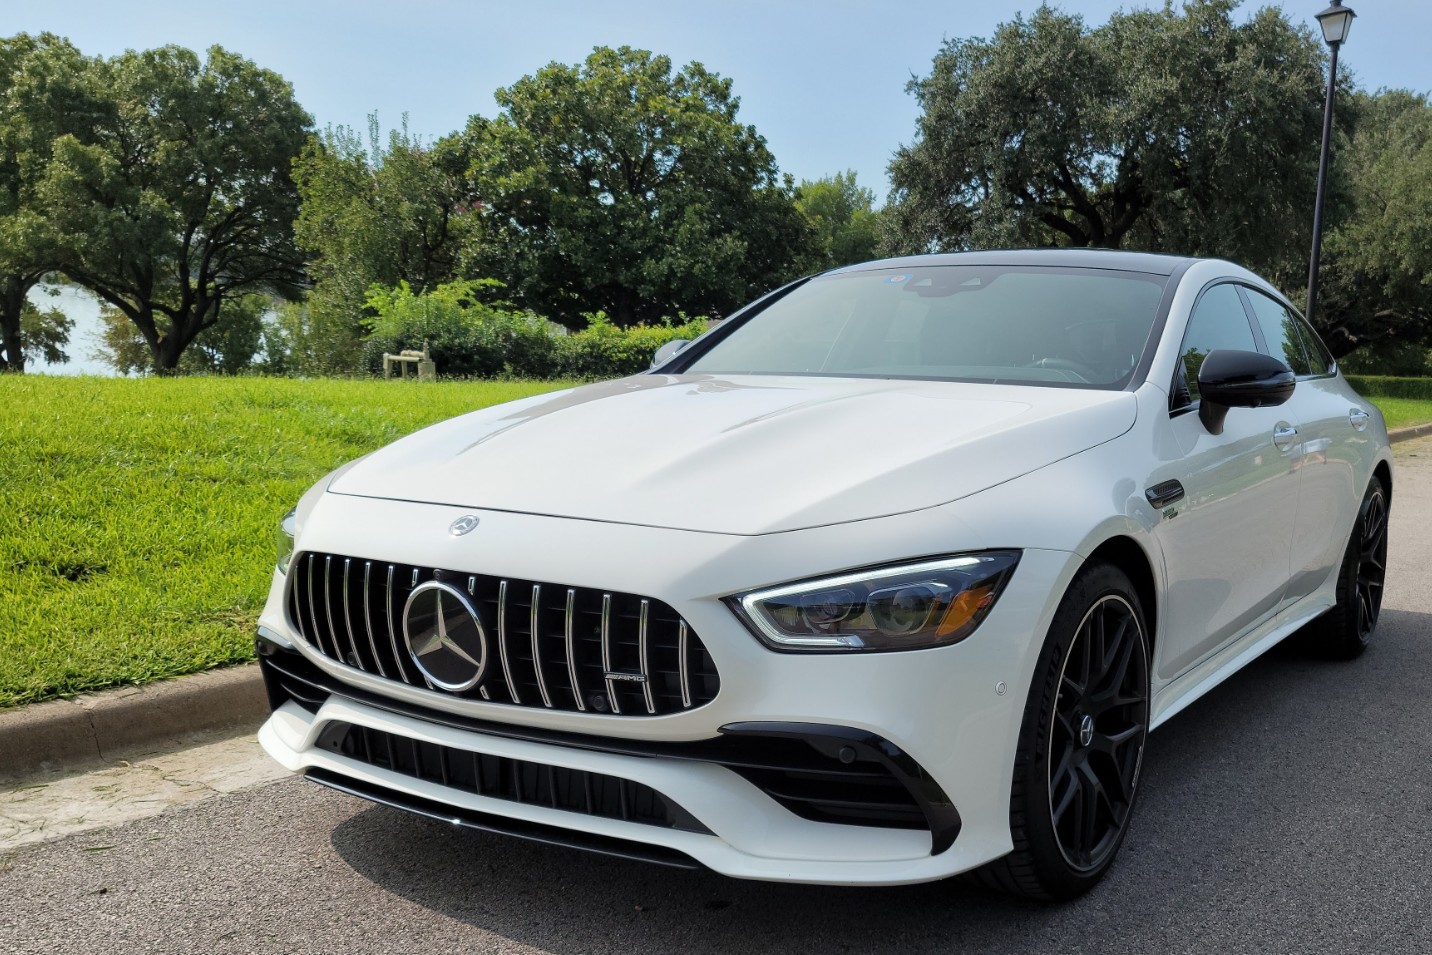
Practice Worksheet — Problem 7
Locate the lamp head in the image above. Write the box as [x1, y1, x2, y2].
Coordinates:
[1316, 1, 1355, 46]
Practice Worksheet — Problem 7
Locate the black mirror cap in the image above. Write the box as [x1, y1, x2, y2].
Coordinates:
[1196, 349, 1296, 435]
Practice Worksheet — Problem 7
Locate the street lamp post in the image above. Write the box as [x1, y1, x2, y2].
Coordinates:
[1305, 0, 1356, 326]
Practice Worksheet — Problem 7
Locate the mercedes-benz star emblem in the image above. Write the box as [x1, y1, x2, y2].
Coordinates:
[449, 515, 481, 536]
[402, 581, 489, 691]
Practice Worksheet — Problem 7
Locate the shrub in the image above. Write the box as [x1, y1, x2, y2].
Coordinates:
[360, 282, 706, 380]
[361, 280, 561, 378]
[558, 312, 707, 379]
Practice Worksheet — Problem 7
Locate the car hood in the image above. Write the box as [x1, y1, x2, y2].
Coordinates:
[328, 374, 1137, 535]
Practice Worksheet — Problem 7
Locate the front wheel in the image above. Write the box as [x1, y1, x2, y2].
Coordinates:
[970, 562, 1150, 900]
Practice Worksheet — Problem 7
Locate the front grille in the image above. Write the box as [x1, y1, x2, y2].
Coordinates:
[286, 552, 718, 716]
[315, 721, 709, 833]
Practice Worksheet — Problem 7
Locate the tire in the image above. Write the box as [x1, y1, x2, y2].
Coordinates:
[969, 561, 1151, 901]
[1305, 478, 1389, 659]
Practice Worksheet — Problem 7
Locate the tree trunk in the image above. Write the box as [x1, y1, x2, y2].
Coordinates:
[151, 333, 185, 374]
[0, 276, 32, 373]
[146, 306, 206, 374]
[611, 288, 637, 328]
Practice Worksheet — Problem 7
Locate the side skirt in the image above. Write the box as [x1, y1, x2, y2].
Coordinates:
[1149, 595, 1333, 730]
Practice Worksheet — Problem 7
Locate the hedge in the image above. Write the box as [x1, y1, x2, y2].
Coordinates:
[1344, 375, 1432, 400]
[360, 281, 707, 380]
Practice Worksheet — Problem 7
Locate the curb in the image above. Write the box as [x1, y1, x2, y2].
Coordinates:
[1390, 422, 1432, 444]
[0, 663, 267, 783]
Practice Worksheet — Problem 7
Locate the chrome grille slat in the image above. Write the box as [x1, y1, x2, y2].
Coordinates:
[341, 558, 360, 669]
[498, 580, 522, 705]
[468, 575, 490, 698]
[530, 584, 553, 708]
[385, 564, 410, 683]
[678, 620, 692, 709]
[564, 588, 585, 712]
[305, 554, 321, 656]
[287, 552, 718, 717]
[601, 593, 620, 715]
[362, 561, 387, 678]
[638, 599, 656, 715]
[323, 556, 341, 661]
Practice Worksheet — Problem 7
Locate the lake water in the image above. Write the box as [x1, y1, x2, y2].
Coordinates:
[25, 283, 116, 376]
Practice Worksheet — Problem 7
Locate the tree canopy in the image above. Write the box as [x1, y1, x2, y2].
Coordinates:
[468, 45, 816, 328]
[38, 45, 310, 372]
[886, 0, 1325, 274]
[4, 19, 1432, 374]
[1314, 90, 1432, 356]
[0, 33, 98, 371]
[288, 116, 481, 373]
[796, 171, 880, 270]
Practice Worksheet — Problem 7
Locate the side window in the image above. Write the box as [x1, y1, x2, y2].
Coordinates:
[1291, 316, 1336, 376]
[1180, 284, 1257, 401]
[1244, 289, 1314, 376]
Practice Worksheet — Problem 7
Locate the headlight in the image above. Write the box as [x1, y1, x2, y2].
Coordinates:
[729, 551, 1020, 651]
[275, 508, 296, 574]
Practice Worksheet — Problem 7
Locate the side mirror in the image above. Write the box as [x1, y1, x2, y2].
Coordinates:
[1196, 349, 1295, 435]
[651, 339, 690, 369]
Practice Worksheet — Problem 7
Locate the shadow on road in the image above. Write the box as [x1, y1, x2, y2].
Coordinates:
[329, 609, 1432, 954]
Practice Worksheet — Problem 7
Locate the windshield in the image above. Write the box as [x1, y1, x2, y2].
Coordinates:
[686, 265, 1170, 388]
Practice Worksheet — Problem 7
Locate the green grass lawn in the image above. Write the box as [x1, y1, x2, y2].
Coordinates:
[1, 375, 1429, 709]
[1368, 397, 1432, 431]
[0, 375, 573, 708]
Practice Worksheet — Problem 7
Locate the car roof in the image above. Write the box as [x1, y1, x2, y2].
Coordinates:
[827, 248, 1196, 278]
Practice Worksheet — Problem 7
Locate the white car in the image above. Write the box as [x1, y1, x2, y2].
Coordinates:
[256, 250, 1392, 899]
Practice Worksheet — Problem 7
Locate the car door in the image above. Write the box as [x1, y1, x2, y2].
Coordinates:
[1241, 288, 1361, 607]
[1147, 282, 1302, 684]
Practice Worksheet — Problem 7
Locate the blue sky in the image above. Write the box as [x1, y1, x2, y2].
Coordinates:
[14, 0, 1428, 373]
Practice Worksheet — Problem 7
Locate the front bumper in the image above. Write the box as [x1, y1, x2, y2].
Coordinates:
[256, 494, 1080, 884]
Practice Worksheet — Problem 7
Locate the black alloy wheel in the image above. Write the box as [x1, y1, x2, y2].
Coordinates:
[969, 562, 1150, 900]
[1047, 594, 1149, 873]
[1308, 478, 1389, 658]
[1353, 484, 1389, 641]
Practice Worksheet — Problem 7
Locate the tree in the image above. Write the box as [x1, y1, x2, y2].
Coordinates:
[885, 0, 1326, 274]
[1311, 90, 1432, 357]
[290, 115, 482, 374]
[39, 45, 311, 373]
[0, 33, 97, 372]
[796, 171, 880, 269]
[469, 45, 817, 328]
[95, 292, 269, 375]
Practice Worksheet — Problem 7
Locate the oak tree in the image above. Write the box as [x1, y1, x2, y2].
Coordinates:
[40, 45, 310, 372]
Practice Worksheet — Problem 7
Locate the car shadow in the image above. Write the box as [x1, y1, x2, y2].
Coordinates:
[328, 607, 1432, 954]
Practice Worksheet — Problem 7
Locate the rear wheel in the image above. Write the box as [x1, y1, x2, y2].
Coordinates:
[970, 562, 1150, 900]
[1306, 478, 1389, 659]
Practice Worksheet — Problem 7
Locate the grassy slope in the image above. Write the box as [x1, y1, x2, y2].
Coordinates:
[1, 376, 1429, 708]
[0, 376, 573, 708]
[1368, 397, 1432, 431]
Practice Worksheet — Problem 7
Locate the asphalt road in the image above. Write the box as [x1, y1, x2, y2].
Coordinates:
[4, 439, 1431, 955]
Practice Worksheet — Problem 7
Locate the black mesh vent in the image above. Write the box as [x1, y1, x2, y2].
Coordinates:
[315, 721, 709, 833]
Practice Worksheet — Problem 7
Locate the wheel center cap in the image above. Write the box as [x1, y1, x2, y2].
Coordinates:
[1078, 714, 1095, 748]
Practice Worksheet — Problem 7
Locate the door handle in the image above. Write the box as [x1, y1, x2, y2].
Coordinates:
[1349, 409, 1370, 431]
[1272, 423, 1298, 451]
